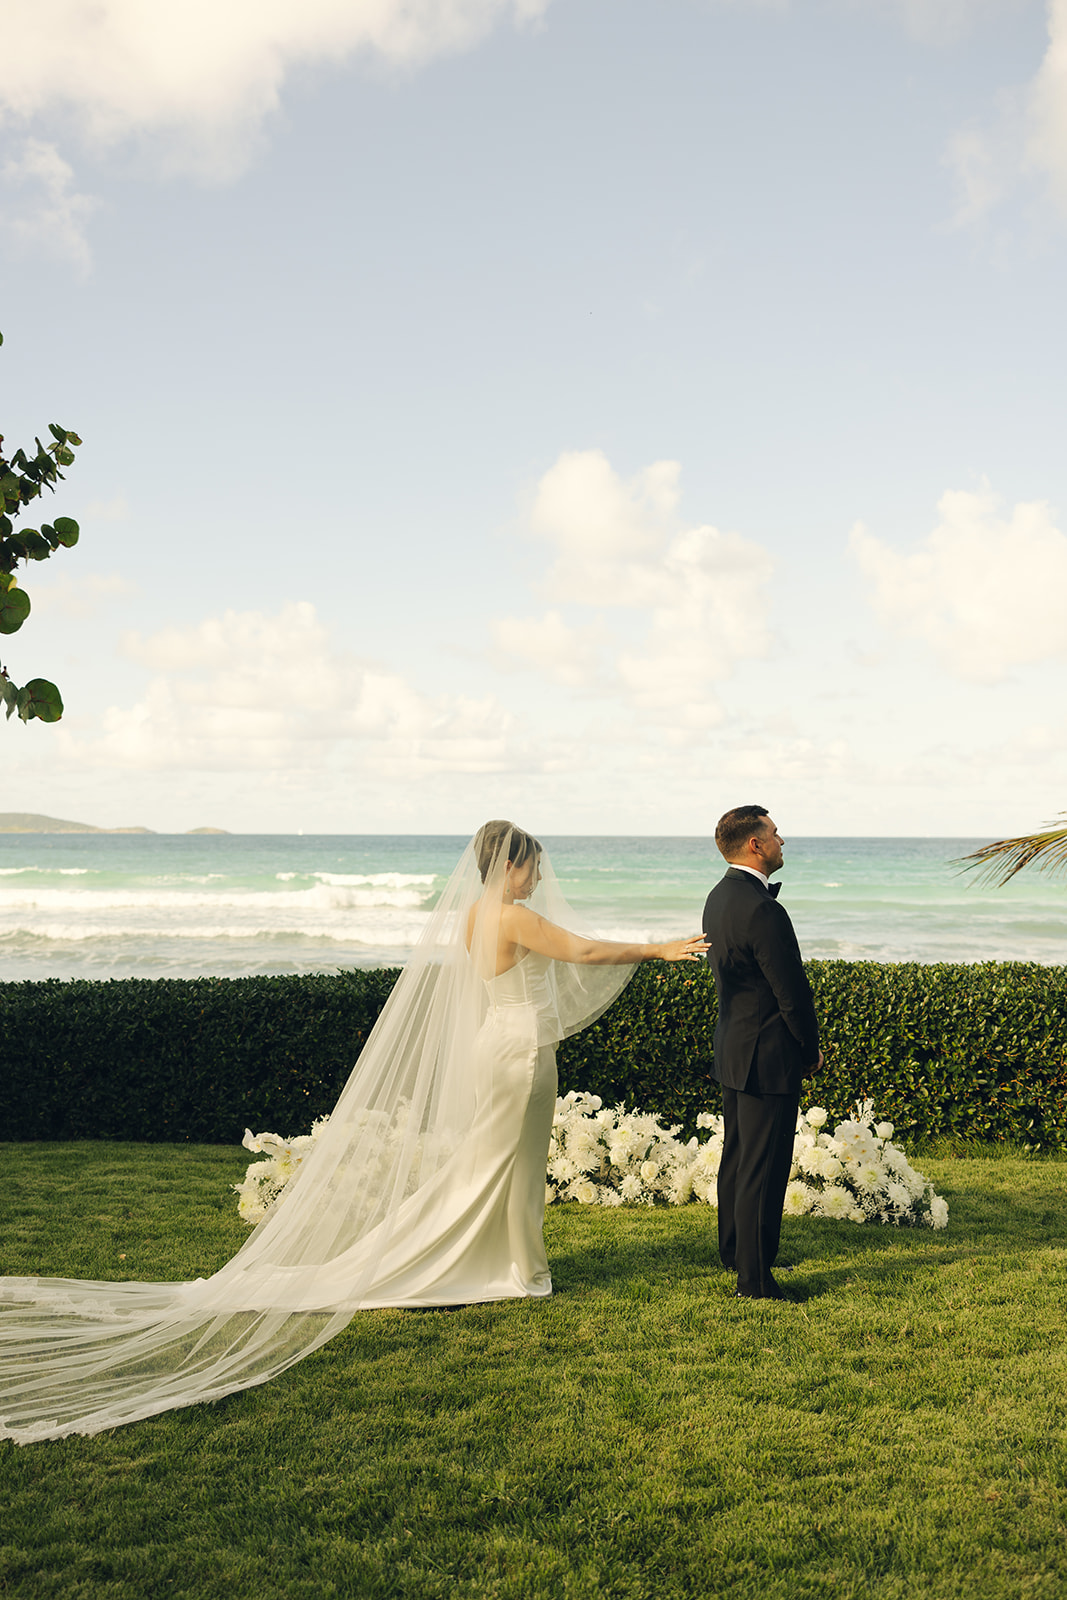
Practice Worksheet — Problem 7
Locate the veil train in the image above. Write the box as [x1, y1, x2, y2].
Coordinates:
[0, 828, 632, 1443]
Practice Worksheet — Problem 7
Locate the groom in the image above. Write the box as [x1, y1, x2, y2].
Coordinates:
[702, 806, 822, 1301]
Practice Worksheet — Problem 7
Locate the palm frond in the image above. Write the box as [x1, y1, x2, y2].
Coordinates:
[954, 816, 1067, 887]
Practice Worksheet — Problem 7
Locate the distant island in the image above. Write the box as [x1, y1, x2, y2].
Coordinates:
[0, 813, 229, 835]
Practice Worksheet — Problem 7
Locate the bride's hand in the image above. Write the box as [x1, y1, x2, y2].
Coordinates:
[656, 935, 709, 963]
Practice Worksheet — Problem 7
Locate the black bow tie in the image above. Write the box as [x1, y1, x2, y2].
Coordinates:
[768, 882, 781, 899]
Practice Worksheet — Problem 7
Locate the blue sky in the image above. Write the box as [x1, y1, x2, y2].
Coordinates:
[2, 0, 1066, 835]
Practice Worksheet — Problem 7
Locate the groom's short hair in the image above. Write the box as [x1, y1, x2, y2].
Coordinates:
[715, 805, 770, 859]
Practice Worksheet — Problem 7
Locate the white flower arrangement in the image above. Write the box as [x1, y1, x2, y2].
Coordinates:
[233, 1101, 460, 1226]
[232, 1116, 330, 1224]
[546, 1092, 946, 1227]
[236, 1094, 948, 1230]
[545, 1092, 722, 1210]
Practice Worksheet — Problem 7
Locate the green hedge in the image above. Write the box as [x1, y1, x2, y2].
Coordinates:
[1, 962, 1065, 1149]
[0, 972, 397, 1145]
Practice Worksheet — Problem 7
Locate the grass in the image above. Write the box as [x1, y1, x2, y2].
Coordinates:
[1, 1141, 1066, 1600]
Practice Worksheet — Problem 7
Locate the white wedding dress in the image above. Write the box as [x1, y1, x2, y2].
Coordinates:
[352, 953, 559, 1307]
[0, 830, 632, 1442]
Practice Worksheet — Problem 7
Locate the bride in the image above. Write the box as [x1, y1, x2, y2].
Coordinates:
[0, 821, 706, 1443]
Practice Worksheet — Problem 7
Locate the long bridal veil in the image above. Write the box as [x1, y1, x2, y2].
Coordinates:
[0, 825, 632, 1443]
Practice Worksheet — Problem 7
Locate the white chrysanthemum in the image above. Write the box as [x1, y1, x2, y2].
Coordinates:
[692, 1173, 717, 1203]
[818, 1186, 854, 1220]
[598, 1186, 624, 1206]
[902, 1166, 928, 1200]
[851, 1161, 885, 1192]
[545, 1183, 556, 1207]
[667, 1174, 694, 1205]
[927, 1195, 949, 1229]
[783, 1181, 815, 1216]
[620, 1174, 644, 1202]
[568, 1130, 605, 1167]
[548, 1155, 579, 1182]
[884, 1180, 914, 1216]
[794, 1147, 821, 1178]
[692, 1146, 719, 1178]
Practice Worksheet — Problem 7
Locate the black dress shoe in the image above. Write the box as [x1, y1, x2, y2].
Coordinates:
[735, 1279, 788, 1301]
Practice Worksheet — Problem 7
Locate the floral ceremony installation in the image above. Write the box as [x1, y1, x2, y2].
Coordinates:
[235, 1094, 948, 1232]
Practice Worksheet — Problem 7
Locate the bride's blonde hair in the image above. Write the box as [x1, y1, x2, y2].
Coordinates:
[474, 819, 541, 883]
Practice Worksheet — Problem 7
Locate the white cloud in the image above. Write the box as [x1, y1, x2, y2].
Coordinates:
[1025, 0, 1067, 209]
[0, 0, 550, 181]
[80, 493, 131, 522]
[494, 450, 774, 730]
[945, 0, 1067, 223]
[850, 483, 1067, 681]
[867, 0, 1028, 45]
[83, 599, 521, 774]
[0, 138, 97, 270]
[489, 609, 609, 689]
[944, 112, 1020, 226]
[30, 572, 139, 620]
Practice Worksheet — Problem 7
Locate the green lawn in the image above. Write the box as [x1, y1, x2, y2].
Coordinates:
[1, 1142, 1065, 1600]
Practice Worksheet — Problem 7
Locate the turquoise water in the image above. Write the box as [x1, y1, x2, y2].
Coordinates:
[0, 833, 1063, 979]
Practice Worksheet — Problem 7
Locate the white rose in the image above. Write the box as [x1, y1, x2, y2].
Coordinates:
[805, 1107, 829, 1128]
[875, 1121, 894, 1141]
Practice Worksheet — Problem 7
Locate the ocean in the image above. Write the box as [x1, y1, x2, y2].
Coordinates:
[0, 833, 1064, 981]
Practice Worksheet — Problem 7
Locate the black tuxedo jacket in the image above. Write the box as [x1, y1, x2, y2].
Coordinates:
[702, 867, 819, 1096]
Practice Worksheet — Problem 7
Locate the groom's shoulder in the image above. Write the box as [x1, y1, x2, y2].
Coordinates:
[709, 867, 751, 893]
[704, 868, 749, 912]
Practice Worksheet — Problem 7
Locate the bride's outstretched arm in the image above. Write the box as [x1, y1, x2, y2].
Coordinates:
[504, 904, 707, 966]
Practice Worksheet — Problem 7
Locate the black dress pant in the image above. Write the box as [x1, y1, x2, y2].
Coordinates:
[717, 1084, 799, 1296]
